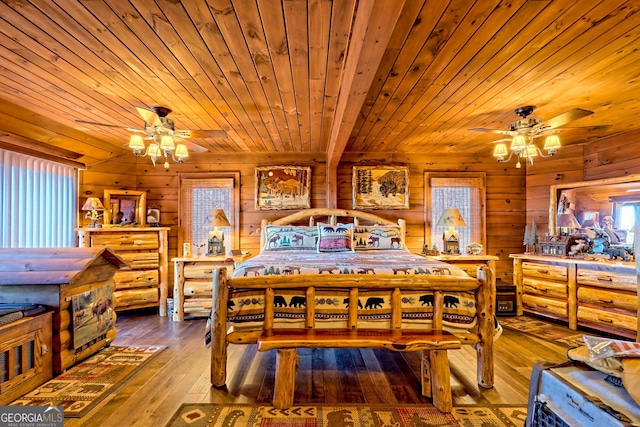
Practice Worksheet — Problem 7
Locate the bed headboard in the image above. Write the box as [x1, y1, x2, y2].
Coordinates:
[259, 208, 406, 252]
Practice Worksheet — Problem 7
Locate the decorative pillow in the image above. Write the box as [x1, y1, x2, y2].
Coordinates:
[352, 225, 405, 250]
[262, 225, 318, 251]
[317, 223, 354, 252]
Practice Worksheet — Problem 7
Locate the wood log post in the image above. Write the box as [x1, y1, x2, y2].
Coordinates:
[476, 266, 494, 388]
[429, 350, 452, 412]
[211, 268, 229, 387]
[421, 350, 432, 398]
[273, 348, 299, 409]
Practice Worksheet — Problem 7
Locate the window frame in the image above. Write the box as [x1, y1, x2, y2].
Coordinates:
[424, 172, 487, 251]
[178, 172, 240, 253]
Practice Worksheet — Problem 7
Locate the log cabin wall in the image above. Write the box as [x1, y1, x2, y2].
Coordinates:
[80, 152, 525, 292]
[525, 131, 640, 236]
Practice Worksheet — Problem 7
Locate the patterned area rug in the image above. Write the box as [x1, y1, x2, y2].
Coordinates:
[166, 403, 528, 427]
[11, 345, 165, 418]
[499, 315, 594, 348]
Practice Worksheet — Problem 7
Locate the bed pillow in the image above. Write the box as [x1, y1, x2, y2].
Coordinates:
[262, 225, 318, 251]
[353, 225, 405, 250]
[317, 223, 354, 252]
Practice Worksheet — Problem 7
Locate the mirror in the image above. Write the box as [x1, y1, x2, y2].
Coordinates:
[103, 190, 146, 227]
[549, 174, 640, 242]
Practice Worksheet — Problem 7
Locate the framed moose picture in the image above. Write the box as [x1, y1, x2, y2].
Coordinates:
[255, 166, 311, 210]
[352, 165, 410, 209]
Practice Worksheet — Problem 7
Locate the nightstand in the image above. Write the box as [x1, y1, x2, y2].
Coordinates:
[172, 254, 250, 321]
[418, 254, 513, 315]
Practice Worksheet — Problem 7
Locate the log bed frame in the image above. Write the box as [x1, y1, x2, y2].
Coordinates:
[210, 208, 495, 410]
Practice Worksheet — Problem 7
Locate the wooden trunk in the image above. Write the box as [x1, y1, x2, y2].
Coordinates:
[0, 248, 125, 374]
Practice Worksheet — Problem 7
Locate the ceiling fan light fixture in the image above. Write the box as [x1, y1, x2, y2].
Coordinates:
[129, 134, 145, 153]
[159, 135, 175, 152]
[175, 144, 189, 161]
[493, 143, 508, 160]
[510, 135, 527, 152]
[543, 134, 561, 154]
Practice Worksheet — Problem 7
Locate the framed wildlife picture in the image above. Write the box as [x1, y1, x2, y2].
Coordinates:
[352, 165, 409, 209]
[255, 166, 311, 210]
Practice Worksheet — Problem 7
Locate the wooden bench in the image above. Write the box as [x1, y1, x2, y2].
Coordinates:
[257, 328, 461, 412]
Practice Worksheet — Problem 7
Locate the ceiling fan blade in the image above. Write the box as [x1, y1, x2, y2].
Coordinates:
[181, 140, 208, 153]
[75, 119, 127, 129]
[135, 107, 163, 127]
[557, 124, 612, 132]
[175, 129, 228, 139]
[468, 128, 515, 136]
[459, 138, 511, 151]
[539, 108, 594, 129]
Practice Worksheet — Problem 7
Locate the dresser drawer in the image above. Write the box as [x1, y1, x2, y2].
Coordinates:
[184, 262, 234, 279]
[522, 294, 567, 318]
[115, 252, 159, 269]
[522, 262, 567, 282]
[183, 280, 212, 296]
[577, 306, 637, 334]
[114, 269, 159, 289]
[576, 268, 636, 291]
[91, 233, 159, 250]
[113, 288, 159, 308]
[577, 287, 637, 313]
[523, 278, 567, 299]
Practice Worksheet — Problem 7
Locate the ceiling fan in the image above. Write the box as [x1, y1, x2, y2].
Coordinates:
[76, 106, 228, 154]
[468, 106, 609, 167]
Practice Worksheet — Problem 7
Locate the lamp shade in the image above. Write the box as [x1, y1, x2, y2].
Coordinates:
[543, 135, 561, 151]
[510, 135, 527, 151]
[436, 208, 466, 227]
[81, 197, 104, 211]
[557, 213, 581, 229]
[208, 208, 231, 227]
[493, 143, 508, 158]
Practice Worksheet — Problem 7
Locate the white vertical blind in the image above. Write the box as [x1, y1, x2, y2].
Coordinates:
[0, 149, 78, 248]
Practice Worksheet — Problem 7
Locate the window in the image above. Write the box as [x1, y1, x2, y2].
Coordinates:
[0, 149, 78, 248]
[424, 172, 486, 253]
[178, 173, 240, 255]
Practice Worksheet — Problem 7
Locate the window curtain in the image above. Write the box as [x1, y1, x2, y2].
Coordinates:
[0, 149, 78, 248]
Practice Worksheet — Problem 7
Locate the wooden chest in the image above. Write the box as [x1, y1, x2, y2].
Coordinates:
[0, 311, 53, 405]
[0, 248, 125, 374]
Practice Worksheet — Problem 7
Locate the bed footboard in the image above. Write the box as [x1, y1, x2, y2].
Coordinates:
[210, 266, 495, 390]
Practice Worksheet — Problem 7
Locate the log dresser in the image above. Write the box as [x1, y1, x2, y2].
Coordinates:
[78, 227, 170, 316]
[0, 247, 126, 374]
[511, 254, 639, 340]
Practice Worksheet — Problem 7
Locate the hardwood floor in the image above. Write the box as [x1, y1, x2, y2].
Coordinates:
[64, 311, 569, 427]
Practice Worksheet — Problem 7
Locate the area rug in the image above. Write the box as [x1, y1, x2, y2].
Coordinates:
[499, 315, 595, 348]
[166, 403, 528, 427]
[11, 345, 165, 418]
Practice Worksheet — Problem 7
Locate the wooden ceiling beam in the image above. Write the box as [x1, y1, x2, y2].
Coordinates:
[325, 0, 406, 207]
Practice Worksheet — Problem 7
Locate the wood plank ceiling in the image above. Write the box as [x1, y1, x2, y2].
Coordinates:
[0, 0, 638, 167]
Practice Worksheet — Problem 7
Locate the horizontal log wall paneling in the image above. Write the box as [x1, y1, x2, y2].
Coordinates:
[339, 152, 526, 284]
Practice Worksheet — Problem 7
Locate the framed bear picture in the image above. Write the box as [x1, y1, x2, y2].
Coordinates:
[352, 165, 409, 209]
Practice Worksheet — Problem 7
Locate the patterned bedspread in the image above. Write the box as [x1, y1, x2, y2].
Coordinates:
[226, 250, 480, 333]
[232, 249, 468, 277]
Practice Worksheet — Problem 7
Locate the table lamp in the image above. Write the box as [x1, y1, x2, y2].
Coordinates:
[81, 197, 105, 228]
[436, 207, 466, 254]
[207, 208, 231, 256]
